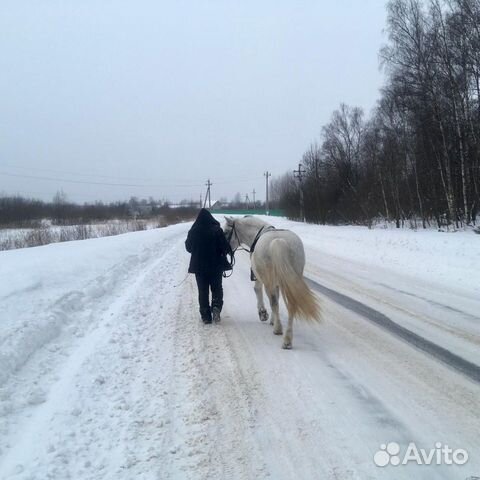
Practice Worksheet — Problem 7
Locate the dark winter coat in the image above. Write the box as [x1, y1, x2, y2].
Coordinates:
[185, 209, 232, 274]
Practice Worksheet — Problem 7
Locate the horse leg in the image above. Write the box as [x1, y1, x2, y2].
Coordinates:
[282, 312, 294, 349]
[268, 286, 282, 335]
[254, 279, 269, 322]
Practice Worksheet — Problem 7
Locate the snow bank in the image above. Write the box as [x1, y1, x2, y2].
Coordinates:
[244, 216, 480, 298]
[0, 223, 188, 387]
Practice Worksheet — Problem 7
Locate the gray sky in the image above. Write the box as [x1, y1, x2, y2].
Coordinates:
[0, 0, 387, 204]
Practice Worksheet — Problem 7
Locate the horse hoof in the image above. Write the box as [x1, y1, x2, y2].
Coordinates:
[259, 309, 269, 322]
[273, 328, 283, 336]
[282, 342, 292, 350]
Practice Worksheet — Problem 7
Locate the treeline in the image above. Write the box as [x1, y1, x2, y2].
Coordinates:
[272, 0, 480, 228]
[0, 194, 198, 227]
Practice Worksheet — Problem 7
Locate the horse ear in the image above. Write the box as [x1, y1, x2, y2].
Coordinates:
[224, 216, 233, 225]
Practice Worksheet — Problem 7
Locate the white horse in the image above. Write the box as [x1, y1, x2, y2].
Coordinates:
[223, 216, 321, 349]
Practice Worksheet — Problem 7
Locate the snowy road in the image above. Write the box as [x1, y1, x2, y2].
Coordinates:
[1, 219, 479, 479]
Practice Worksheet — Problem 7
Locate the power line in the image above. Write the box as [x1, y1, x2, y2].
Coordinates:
[1, 162, 159, 182]
[0, 171, 202, 188]
[215, 178, 259, 185]
[2, 162, 262, 185]
[0, 168, 270, 205]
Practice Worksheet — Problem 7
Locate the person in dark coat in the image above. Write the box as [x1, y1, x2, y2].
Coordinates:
[185, 209, 232, 324]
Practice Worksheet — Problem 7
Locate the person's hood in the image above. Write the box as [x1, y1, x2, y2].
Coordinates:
[191, 208, 220, 228]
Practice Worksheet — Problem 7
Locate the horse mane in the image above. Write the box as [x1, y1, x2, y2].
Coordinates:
[242, 215, 271, 229]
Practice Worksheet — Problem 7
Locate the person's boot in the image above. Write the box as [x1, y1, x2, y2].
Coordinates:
[200, 307, 211, 324]
[212, 307, 221, 323]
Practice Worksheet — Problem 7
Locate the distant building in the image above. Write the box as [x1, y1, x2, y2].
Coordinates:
[128, 205, 153, 217]
[209, 200, 223, 210]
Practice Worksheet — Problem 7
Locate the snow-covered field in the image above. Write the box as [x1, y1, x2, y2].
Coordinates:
[0, 220, 165, 251]
[1, 216, 479, 479]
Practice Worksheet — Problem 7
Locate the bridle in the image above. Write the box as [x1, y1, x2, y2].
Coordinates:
[226, 220, 248, 254]
[223, 220, 251, 278]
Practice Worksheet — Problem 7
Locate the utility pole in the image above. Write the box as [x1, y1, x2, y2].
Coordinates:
[252, 189, 256, 210]
[245, 193, 250, 210]
[200, 193, 203, 208]
[264, 171, 271, 215]
[204, 179, 212, 209]
[293, 163, 306, 222]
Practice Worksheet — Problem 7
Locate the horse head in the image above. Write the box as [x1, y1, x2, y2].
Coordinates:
[223, 216, 240, 252]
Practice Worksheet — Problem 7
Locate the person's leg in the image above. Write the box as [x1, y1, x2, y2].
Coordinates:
[210, 271, 223, 322]
[195, 273, 211, 322]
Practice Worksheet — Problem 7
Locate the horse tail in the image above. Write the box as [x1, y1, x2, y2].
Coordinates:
[269, 238, 321, 322]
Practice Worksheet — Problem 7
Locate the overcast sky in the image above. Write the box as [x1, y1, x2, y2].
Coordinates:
[0, 0, 387, 204]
